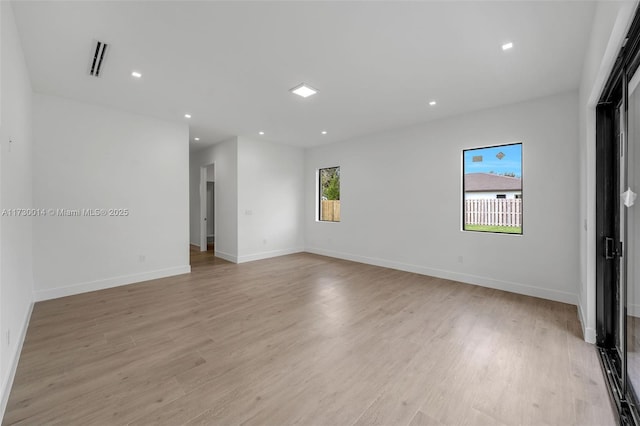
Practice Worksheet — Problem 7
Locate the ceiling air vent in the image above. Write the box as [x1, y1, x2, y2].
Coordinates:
[89, 40, 109, 77]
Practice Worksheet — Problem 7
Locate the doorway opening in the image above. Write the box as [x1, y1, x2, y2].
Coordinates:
[200, 163, 215, 252]
[206, 181, 214, 251]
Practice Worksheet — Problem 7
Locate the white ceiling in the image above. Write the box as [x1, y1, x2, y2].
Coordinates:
[12, 1, 596, 150]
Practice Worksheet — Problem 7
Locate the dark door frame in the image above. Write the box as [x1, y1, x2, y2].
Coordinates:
[595, 101, 618, 349]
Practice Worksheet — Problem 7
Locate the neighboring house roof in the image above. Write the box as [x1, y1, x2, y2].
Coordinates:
[464, 173, 521, 192]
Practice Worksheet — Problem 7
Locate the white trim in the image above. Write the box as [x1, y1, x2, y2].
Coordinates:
[578, 301, 596, 344]
[305, 247, 578, 305]
[214, 251, 238, 264]
[583, 326, 597, 345]
[237, 248, 304, 264]
[33, 266, 191, 302]
[1, 301, 34, 420]
[587, 2, 639, 106]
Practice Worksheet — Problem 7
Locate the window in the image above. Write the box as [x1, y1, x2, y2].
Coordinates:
[462, 143, 522, 234]
[319, 166, 340, 222]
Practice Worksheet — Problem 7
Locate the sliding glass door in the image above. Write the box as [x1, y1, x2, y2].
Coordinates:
[596, 10, 640, 424]
[626, 68, 640, 417]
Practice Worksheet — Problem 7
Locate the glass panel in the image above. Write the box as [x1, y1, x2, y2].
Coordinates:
[319, 167, 340, 222]
[462, 143, 522, 234]
[627, 72, 640, 397]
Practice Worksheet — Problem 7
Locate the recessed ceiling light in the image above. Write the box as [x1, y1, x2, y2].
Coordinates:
[131, 71, 142, 78]
[502, 42, 513, 51]
[259, 131, 265, 135]
[194, 137, 200, 141]
[184, 114, 191, 119]
[290, 83, 317, 98]
[321, 131, 327, 135]
[429, 100, 437, 106]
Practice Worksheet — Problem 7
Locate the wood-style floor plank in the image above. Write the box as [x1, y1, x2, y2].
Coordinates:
[3, 248, 615, 425]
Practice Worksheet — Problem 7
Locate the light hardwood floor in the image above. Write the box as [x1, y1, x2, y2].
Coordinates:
[4, 251, 615, 425]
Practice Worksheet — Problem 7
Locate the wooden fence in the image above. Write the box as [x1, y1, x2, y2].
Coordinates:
[464, 199, 521, 227]
[321, 200, 341, 222]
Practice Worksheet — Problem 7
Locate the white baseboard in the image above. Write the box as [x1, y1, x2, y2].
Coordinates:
[628, 304, 640, 319]
[305, 247, 578, 306]
[583, 327, 596, 344]
[1, 301, 34, 420]
[214, 251, 238, 264]
[33, 265, 191, 302]
[577, 301, 596, 344]
[238, 248, 304, 263]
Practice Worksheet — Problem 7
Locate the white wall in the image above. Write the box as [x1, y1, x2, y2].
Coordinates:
[190, 138, 238, 261]
[0, 1, 35, 417]
[237, 137, 304, 262]
[189, 137, 305, 263]
[306, 92, 579, 304]
[578, 0, 637, 343]
[32, 94, 190, 300]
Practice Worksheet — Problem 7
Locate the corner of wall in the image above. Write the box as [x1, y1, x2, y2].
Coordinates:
[0, 1, 36, 420]
[214, 250, 238, 264]
[578, 300, 597, 344]
[237, 247, 304, 263]
[32, 266, 191, 302]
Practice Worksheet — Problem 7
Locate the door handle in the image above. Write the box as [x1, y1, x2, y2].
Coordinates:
[605, 237, 614, 259]
[604, 237, 623, 259]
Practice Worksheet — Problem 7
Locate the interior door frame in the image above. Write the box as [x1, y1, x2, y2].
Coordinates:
[199, 163, 215, 252]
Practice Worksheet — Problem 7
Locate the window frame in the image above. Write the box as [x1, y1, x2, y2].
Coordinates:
[462, 142, 523, 235]
[318, 166, 341, 223]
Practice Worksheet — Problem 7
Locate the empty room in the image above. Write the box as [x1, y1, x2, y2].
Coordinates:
[1, 0, 640, 424]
